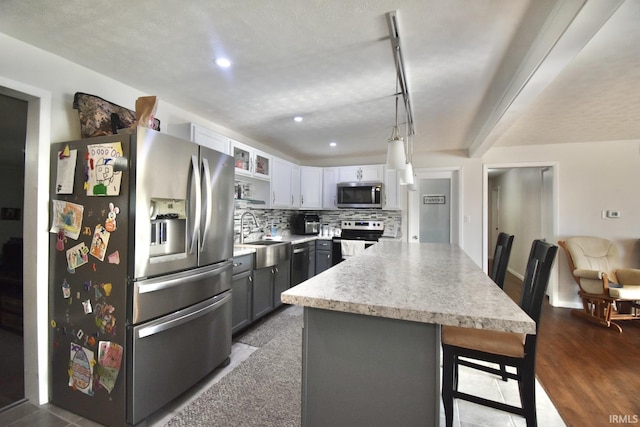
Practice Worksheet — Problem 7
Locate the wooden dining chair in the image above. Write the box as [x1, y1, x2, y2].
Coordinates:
[441, 239, 558, 427]
[489, 232, 514, 380]
[490, 232, 514, 289]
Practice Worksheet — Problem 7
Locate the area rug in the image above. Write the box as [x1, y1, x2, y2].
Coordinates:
[166, 306, 303, 427]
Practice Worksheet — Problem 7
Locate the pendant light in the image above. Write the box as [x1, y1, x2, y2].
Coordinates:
[386, 82, 407, 171]
[400, 109, 415, 186]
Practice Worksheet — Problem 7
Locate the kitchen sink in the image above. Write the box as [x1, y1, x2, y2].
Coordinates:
[235, 240, 292, 269]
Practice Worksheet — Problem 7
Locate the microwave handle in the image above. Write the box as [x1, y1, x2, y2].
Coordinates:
[371, 186, 376, 204]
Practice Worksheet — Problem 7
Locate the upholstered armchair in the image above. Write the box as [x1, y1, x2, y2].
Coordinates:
[558, 236, 640, 332]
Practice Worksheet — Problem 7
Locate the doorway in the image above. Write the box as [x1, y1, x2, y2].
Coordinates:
[0, 80, 51, 406]
[408, 169, 461, 245]
[484, 164, 558, 305]
[0, 93, 27, 409]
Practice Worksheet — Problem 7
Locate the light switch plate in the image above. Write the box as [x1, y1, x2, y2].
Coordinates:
[606, 210, 621, 218]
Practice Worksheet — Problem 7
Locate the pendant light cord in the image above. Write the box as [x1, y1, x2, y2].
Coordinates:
[395, 75, 399, 129]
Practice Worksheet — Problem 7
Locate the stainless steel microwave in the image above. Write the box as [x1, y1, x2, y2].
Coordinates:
[337, 181, 383, 209]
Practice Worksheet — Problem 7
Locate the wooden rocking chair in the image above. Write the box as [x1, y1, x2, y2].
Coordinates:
[558, 236, 640, 332]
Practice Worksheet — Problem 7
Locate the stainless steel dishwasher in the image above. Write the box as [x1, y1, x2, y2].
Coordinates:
[291, 240, 314, 287]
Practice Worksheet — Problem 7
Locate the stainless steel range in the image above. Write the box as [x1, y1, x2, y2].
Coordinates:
[332, 220, 384, 265]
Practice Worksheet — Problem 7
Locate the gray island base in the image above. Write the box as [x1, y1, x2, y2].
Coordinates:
[303, 307, 440, 427]
[282, 241, 535, 427]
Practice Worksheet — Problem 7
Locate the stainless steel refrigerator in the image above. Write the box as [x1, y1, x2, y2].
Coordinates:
[48, 127, 235, 426]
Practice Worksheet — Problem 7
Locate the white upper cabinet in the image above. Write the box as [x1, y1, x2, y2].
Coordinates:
[232, 140, 271, 180]
[271, 157, 294, 208]
[167, 123, 230, 154]
[300, 166, 323, 209]
[338, 165, 384, 183]
[383, 168, 401, 210]
[291, 164, 301, 209]
[322, 167, 339, 209]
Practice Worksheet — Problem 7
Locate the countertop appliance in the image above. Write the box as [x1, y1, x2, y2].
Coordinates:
[48, 127, 235, 427]
[291, 213, 320, 235]
[337, 181, 383, 209]
[332, 220, 384, 265]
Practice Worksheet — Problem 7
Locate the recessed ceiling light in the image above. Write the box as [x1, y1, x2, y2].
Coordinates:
[329, 142, 337, 147]
[215, 57, 231, 68]
[293, 116, 303, 122]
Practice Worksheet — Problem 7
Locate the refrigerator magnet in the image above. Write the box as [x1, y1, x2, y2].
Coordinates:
[61, 279, 70, 298]
[104, 203, 119, 232]
[69, 343, 94, 396]
[66, 242, 89, 271]
[82, 299, 93, 314]
[55, 147, 77, 194]
[107, 251, 120, 265]
[50, 200, 84, 240]
[101, 282, 112, 297]
[56, 229, 66, 251]
[89, 224, 110, 262]
[86, 142, 124, 196]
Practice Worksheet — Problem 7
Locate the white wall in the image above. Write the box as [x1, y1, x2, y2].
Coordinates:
[484, 140, 640, 306]
[410, 150, 484, 265]
[490, 168, 544, 276]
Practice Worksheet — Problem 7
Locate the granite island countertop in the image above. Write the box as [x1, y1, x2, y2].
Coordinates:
[281, 240, 535, 334]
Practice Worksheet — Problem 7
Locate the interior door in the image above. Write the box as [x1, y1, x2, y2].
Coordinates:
[408, 169, 460, 245]
[419, 178, 451, 243]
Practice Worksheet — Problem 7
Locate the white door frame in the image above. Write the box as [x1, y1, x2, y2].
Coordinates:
[408, 167, 462, 247]
[0, 78, 51, 404]
[489, 185, 501, 260]
[482, 162, 560, 306]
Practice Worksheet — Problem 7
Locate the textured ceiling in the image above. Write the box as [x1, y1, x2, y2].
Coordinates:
[0, 0, 638, 164]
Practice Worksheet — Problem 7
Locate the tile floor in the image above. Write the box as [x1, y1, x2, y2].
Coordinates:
[0, 342, 565, 427]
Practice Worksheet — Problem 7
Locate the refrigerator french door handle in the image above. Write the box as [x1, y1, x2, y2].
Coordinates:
[136, 291, 231, 338]
[189, 155, 201, 254]
[201, 157, 212, 252]
[136, 261, 232, 294]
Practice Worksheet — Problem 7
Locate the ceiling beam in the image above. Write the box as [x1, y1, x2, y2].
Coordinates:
[467, 0, 623, 158]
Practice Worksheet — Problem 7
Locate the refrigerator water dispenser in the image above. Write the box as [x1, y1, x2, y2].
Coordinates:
[149, 198, 187, 258]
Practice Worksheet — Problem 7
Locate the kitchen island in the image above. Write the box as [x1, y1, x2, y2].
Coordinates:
[281, 241, 535, 427]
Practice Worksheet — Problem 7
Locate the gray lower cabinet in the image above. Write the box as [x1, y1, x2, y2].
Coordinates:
[308, 242, 316, 278]
[234, 252, 293, 332]
[252, 266, 275, 320]
[253, 259, 291, 319]
[315, 240, 332, 274]
[231, 254, 253, 334]
[273, 260, 291, 309]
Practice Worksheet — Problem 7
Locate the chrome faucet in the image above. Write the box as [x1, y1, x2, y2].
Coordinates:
[239, 211, 261, 243]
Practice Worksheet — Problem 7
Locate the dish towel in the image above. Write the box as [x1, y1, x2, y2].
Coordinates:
[341, 240, 366, 258]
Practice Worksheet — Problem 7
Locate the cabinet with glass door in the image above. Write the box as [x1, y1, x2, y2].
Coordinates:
[232, 140, 271, 180]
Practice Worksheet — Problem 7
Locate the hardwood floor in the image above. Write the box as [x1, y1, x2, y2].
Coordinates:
[503, 272, 640, 427]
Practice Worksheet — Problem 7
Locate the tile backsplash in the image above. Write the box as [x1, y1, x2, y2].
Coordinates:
[234, 207, 401, 243]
